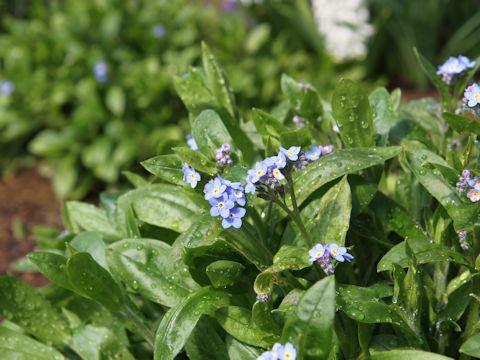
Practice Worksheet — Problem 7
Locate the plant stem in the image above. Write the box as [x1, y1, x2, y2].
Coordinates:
[123, 305, 155, 347]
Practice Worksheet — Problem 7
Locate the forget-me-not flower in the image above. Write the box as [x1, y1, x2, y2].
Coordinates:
[464, 83, 480, 108]
[153, 24, 166, 38]
[186, 134, 198, 151]
[257, 343, 297, 360]
[222, 207, 246, 229]
[280, 146, 301, 161]
[94, 61, 108, 83]
[305, 144, 321, 161]
[437, 55, 475, 84]
[309, 242, 354, 275]
[467, 189, 480, 202]
[327, 243, 354, 262]
[209, 194, 234, 218]
[204, 177, 227, 200]
[182, 164, 201, 188]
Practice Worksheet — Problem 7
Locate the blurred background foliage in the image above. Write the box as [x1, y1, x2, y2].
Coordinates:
[0, 0, 479, 199]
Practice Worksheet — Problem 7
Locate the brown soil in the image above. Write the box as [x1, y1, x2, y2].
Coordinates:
[0, 168, 62, 287]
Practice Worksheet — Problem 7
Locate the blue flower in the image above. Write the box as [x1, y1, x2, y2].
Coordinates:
[272, 168, 285, 180]
[322, 145, 334, 155]
[327, 243, 354, 262]
[258, 352, 274, 360]
[215, 143, 232, 166]
[305, 144, 321, 161]
[437, 55, 475, 84]
[153, 24, 166, 38]
[279, 343, 297, 360]
[0, 80, 15, 96]
[248, 162, 268, 183]
[308, 243, 326, 262]
[272, 152, 287, 169]
[204, 177, 226, 200]
[467, 176, 480, 190]
[182, 164, 200, 188]
[222, 207, 246, 229]
[467, 188, 480, 202]
[94, 61, 108, 83]
[280, 146, 301, 161]
[245, 179, 256, 194]
[209, 194, 234, 218]
[464, 83, 480, 108]
[186, 134, 198, 150]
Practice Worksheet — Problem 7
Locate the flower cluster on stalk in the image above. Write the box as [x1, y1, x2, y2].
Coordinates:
[456, 170, 480, 202]
[458, 230, 469, 250]
[309, 243, 354, 275]
[215, 143, 232, 167]
[205, 176, 246, 229]
[258, 342, 297, 360]
[245, 144, 333, 196]
[437, 55, 475, 85]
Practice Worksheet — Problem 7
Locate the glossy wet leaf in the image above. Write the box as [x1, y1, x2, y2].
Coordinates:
[206, 260, 245, 288]
[28, 252, 74, 291]
[216, 306, 278, 348]
[66, 201, 121, 240]
[377, 237, 470, 271]
[154, 287, 230, 360]
[226, 336, 262, 360]
[70, 232, 107, 269]
[282, 276, 335, 357]
[66, 252, 124, 312]
[118, 184, 207, 233]
[0, 327, 65, 360]
[332, 78, 374, 148]
[293, 146, 401, 205]
[281, 74, 323, 118]
[254, 246, 310, 295]
[369, 87, 399, 138]
[173, 146, 217, 175]
[141, 154, 184, 185]
[0, 276, 70, 345]
[405, 148, 480, 230]
[173, 67, 215, 117]
[184, 317, 229, 360]
[442, 112, 480, 134]
[107, 239, 198, 306]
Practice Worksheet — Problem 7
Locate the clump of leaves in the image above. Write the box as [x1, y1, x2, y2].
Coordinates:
[2, 46, 480, 360]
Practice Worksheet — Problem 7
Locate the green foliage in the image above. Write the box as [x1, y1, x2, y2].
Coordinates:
[4, 44, 480, 360]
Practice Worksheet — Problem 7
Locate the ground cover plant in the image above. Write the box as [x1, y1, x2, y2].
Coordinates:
[2, 45, 480, 359]
[0, 0, 339, 199]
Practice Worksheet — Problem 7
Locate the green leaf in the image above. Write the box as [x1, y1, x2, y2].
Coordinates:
[122, 171, 148, 187]
[413, 48, 450, 107]
[282, 276, 335, 357]
[254, 246, 310, 295]
[66, 201, 121, 240]
[291, 177, 351, 247]
[107, 239, 198, 307]
[206, 260, 245, 288]
[202, 42, 237, 119]
[216, 306, 278, 348]
[66, 252, 124, 312]
[294, 147, 401, 205]
[281, 74, 323, 118]
[192, 109, 235, 156]
[141, 154, 184, 185]
[370, 349, 453, 360]
[0, 327, 65, 360]
[153, 287, 230, 360]
[28, 252, 74, 291]
[0, 276, 70, 345]
[251, 108, 285, 148]
[377, 237, 470, 272]
[369, 87, 400, 138]
[118, 184, 207, 233]
[443, 112, 480, 134]
[106, 86, 125, 116]
[70, 232, 107, 269]
[184, 317, 229, 360]
[460, 333, 480, 357]
[405, 148, 480, 230]
[226, 336, 262, 359]
[173, 146, 217, 175]
[173, 68, 216, 117]
[71, 324, 134, 360]
[332, 79, 374, 148]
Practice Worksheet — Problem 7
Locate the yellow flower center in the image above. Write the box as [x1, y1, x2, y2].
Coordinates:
[316, 251, 323, 258]
[476, 180, 480, 186]
[213, 188, 219, 194]
[257, 170, 263, 176]
[475, 94, 480, 100]
[331, 249, 338, 255]
[285, 353, 292, 359]
[218, 202, 224, 208]
[190, 173, 196, 179]
[287, 151, 293, 156]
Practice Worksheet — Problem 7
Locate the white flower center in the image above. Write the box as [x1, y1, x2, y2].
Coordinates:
[218, 202, 224, 208]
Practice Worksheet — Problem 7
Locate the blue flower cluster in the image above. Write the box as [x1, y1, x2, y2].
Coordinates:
[456, 169, 480, 202]
[204, 176, 246, 229]
[0, 80, 15, 96]
[182, 163, 201, 188]
[94, 61, 108, 83]
[437, 55, 475, 85]
[258, 342, 297, 360]
[245, 144, 333, 195]
[309, 243, 354, 275]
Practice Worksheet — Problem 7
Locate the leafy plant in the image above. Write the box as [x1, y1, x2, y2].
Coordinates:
[3, 45, 480, 359]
